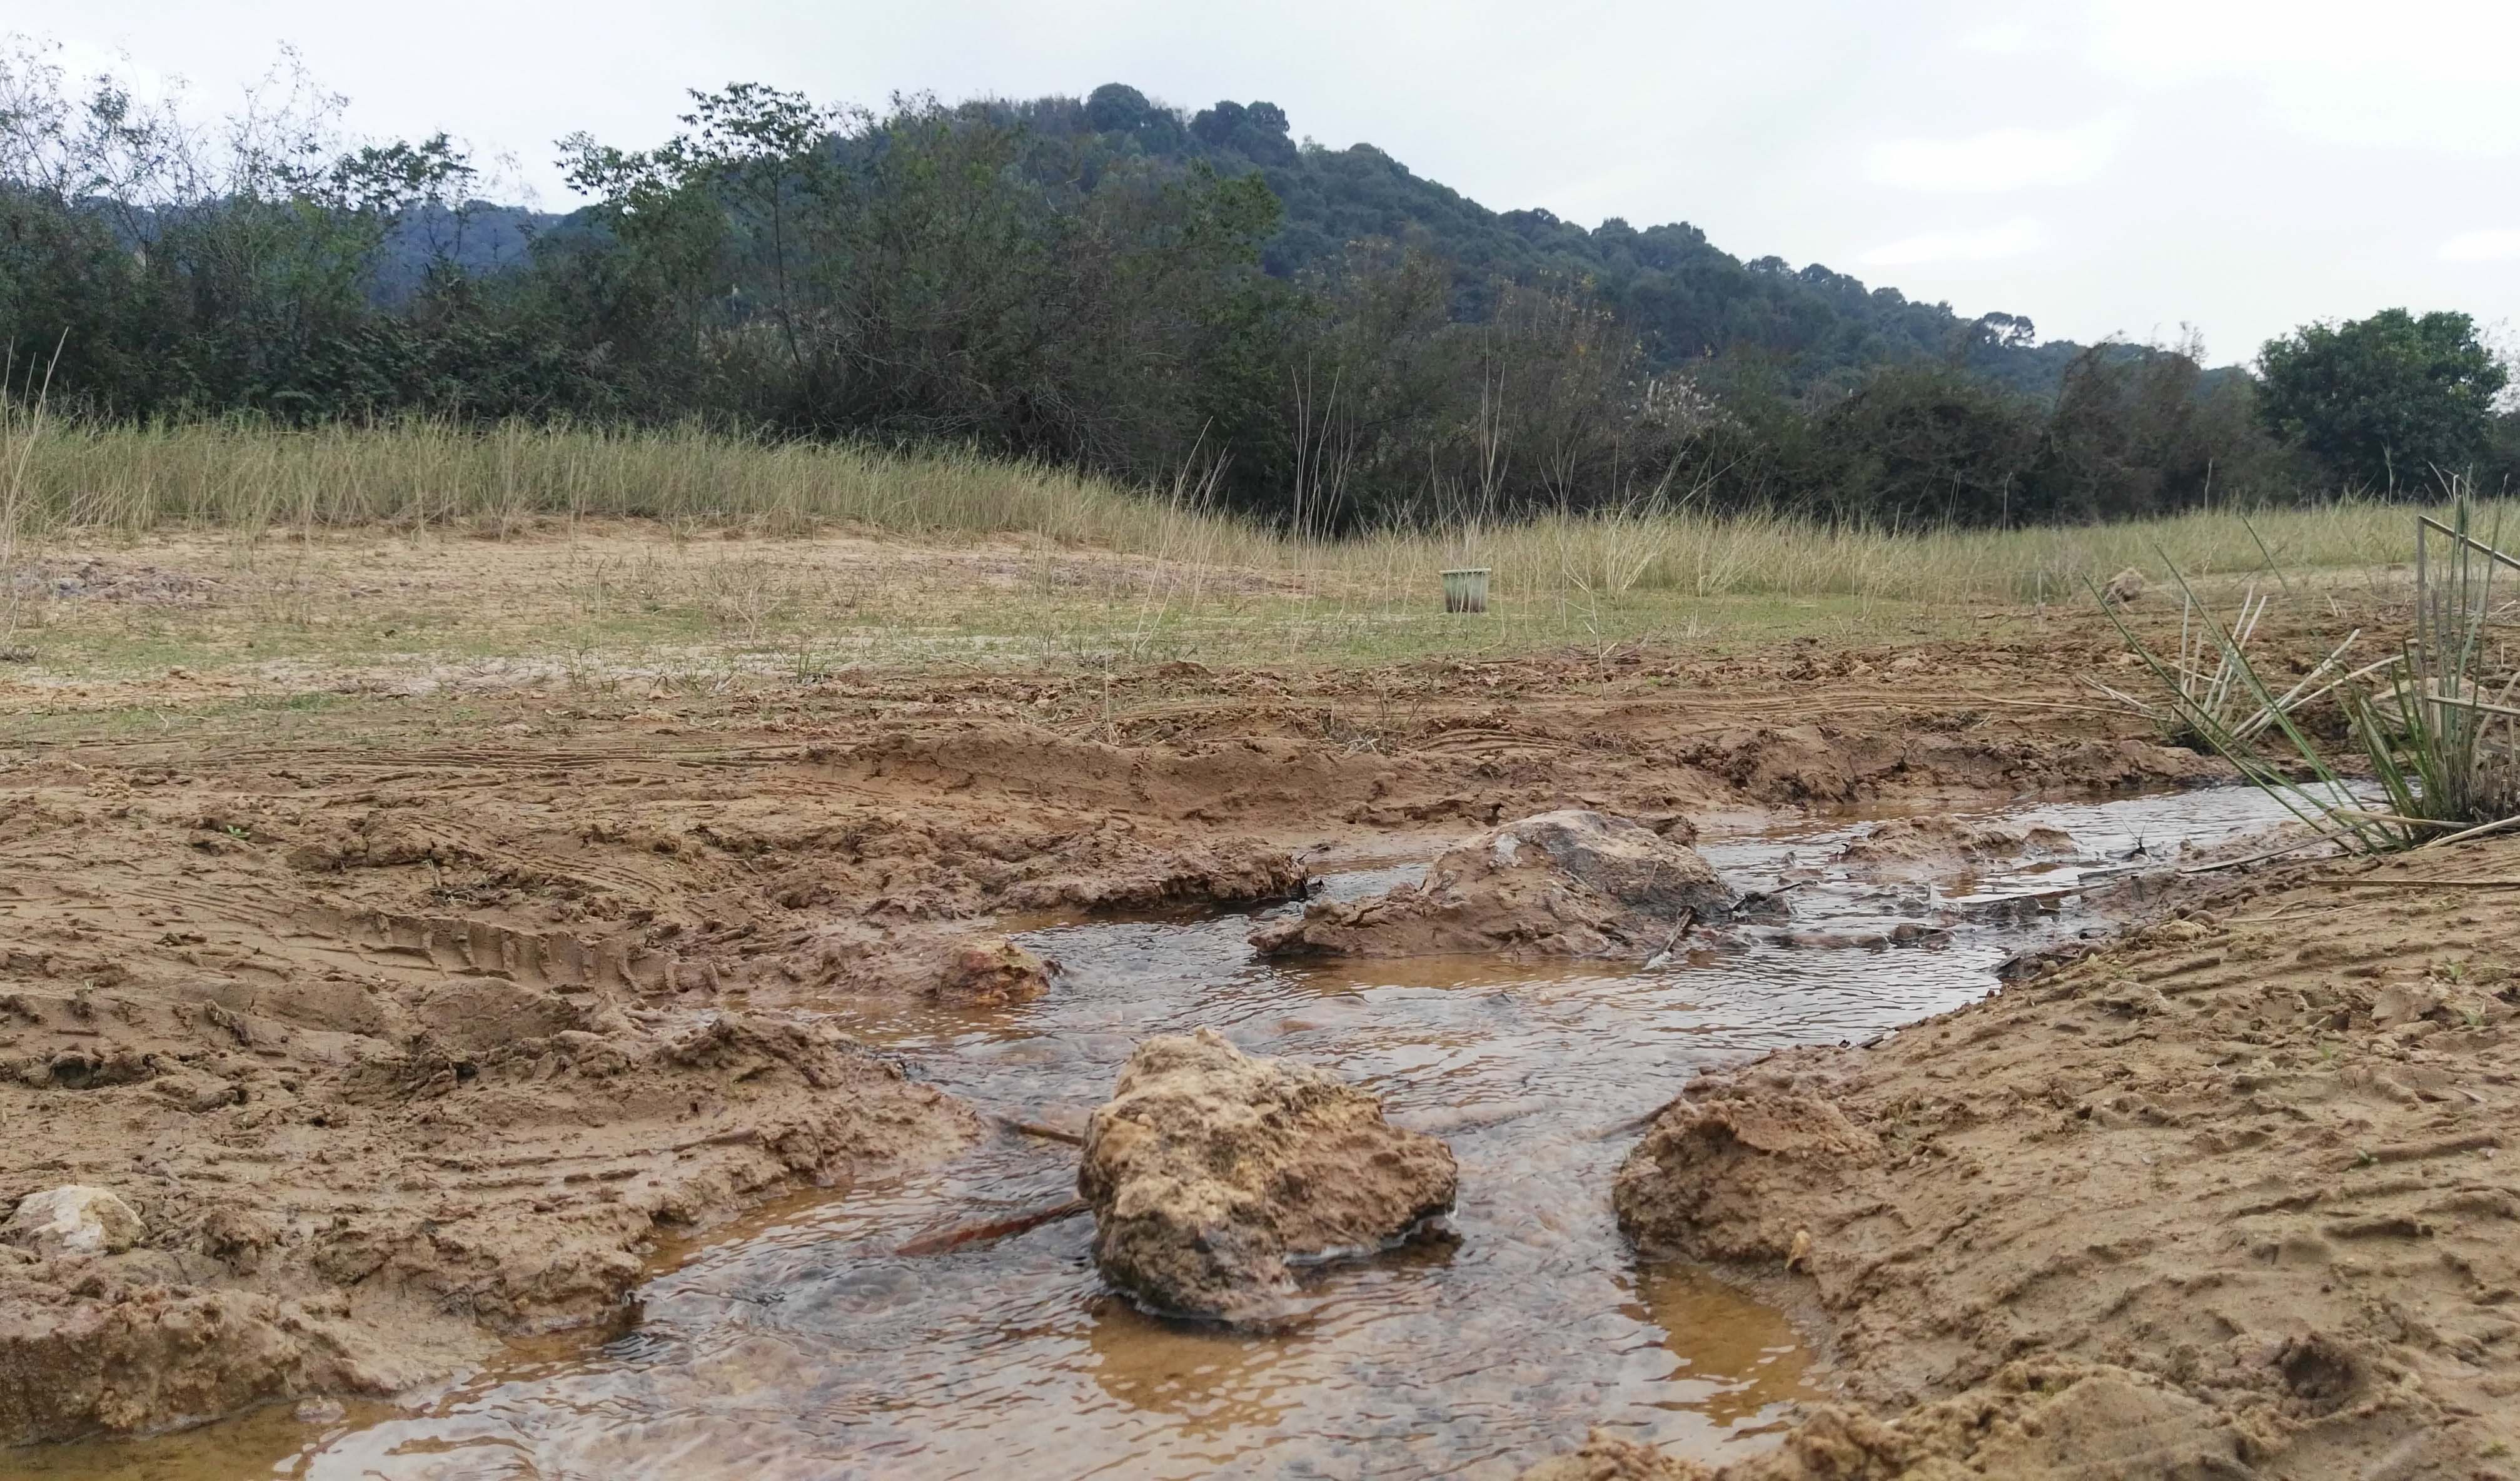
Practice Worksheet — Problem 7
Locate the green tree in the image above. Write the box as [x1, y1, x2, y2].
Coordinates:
[2257, 309, 2509, 493]
[2485, 407, 2520, 497]
[1084, 84, 1152, 135]
[0, 38, 501, 418]
[2026, 336, 2286, 522]
[1805, 364, 2045, 525]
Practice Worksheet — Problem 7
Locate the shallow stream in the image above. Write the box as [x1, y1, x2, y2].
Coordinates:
[33, 786, 2318, 1481]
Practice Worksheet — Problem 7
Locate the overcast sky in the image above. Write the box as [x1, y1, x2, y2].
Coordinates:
[18, 0, 2518, 365]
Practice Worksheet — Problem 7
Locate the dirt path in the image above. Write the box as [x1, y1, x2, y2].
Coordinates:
[1588, 839, 2520, 1480]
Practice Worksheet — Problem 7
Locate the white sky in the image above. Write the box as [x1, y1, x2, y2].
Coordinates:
[18, 0, 2519, 363]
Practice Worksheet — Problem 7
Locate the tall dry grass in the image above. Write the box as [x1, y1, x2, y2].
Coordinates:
[10, 416, 1214, 543]
[2, 415, 2475, 607]
[0, 375, 57, 651]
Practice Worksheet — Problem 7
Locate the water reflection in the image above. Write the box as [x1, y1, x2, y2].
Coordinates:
[1083, 1299, 1304, 1433]
[1631, 1265, 1815, 1432]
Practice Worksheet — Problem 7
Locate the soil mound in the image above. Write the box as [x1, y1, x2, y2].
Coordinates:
[0, 980, 975, 1444]
[1078, 1028, 1456, 1322]
[1252, 810, 1736, 959]
[0, 1274, 375, 1447]
[932, 938, 1053, 1006]
[1613, 1084, 1885, 1265]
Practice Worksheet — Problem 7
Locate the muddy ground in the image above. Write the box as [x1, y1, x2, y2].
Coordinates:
[1586, 834, 2520, 1481]
[5, 532, 2484, 1477]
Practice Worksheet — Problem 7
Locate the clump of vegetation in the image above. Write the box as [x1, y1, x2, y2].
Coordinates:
[0, 346, 56, 654]
[2103, 497, 2520, 854]
[2352, 507, 2520, 837]
[2085, 580, 2381, 751]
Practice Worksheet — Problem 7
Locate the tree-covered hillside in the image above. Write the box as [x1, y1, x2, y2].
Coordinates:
[1027, 85, 2092, 398]
[456, 84, 2095, 401]
[6, 44, 2511, 528]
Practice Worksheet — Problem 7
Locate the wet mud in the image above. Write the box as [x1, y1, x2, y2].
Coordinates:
[2, 633, 2234, 1437]
[1594, 834, 2520, 1479]
[14, 785, 2322, 1479]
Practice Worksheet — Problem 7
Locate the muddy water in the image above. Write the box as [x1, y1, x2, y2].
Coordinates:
[32, 787, 2319, 1481]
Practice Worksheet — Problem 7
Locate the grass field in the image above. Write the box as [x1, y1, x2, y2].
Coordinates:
[0, 415, 2460, 687]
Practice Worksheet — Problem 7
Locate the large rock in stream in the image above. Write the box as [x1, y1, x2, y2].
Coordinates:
[1251, 809, 1737, 959]
[1078, 1029, 1457, 1322]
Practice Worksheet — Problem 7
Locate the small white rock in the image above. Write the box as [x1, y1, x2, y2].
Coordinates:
[3, 1186, 144, 1257]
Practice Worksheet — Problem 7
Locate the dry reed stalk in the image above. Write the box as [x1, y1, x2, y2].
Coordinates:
[0, 345, 64, 653]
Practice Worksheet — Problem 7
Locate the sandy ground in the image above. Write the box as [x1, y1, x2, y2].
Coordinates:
[1591, 837, 2520, 1480]
[5, 527, 2484, 1474]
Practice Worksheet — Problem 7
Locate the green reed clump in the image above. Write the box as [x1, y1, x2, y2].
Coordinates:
[2350, 503, 2520, 837]
[2102, 494, 2520, 854]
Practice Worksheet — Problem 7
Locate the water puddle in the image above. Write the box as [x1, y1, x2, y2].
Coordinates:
[29, 786, 2319, 1480]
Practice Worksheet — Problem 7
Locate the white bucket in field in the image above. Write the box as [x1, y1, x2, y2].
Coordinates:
[1441, 567, 1492, 614]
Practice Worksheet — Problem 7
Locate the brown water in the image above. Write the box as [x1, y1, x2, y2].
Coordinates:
[21, 786, 2322, 1481]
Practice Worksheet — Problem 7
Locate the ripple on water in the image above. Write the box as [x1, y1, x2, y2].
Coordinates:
[36, 785, 2320, 1481]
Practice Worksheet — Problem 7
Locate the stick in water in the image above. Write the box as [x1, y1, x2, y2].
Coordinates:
[998, 1116, 1085, 1146]
[2177, 833, 2337, 875]
[895, 1198, 1091, 1257]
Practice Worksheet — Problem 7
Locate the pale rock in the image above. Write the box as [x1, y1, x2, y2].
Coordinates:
[4, 1186, 144, 1258]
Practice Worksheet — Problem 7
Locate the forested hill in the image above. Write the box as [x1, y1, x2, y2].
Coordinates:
[44, 49, 2506, 530]
[416, 84, 2090, 399]
[1025, 86, 2089, 397]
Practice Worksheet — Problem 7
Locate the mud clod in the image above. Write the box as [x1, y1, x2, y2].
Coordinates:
[1078, 1028, 1457, 1322]
[933, 938, 1053, 1006]
[1614, 1089, 1883, 1265]
[1836, 814, 2077, 878]
[1252, 809, 1735, 959]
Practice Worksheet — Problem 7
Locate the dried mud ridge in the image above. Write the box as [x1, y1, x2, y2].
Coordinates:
[1565, 837, 2520, 1480]
[0, 637, 2222, 1447]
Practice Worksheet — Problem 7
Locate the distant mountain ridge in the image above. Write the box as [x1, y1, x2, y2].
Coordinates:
[1080, 89, 2098, 398]
[393, 84, 2122, 402]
